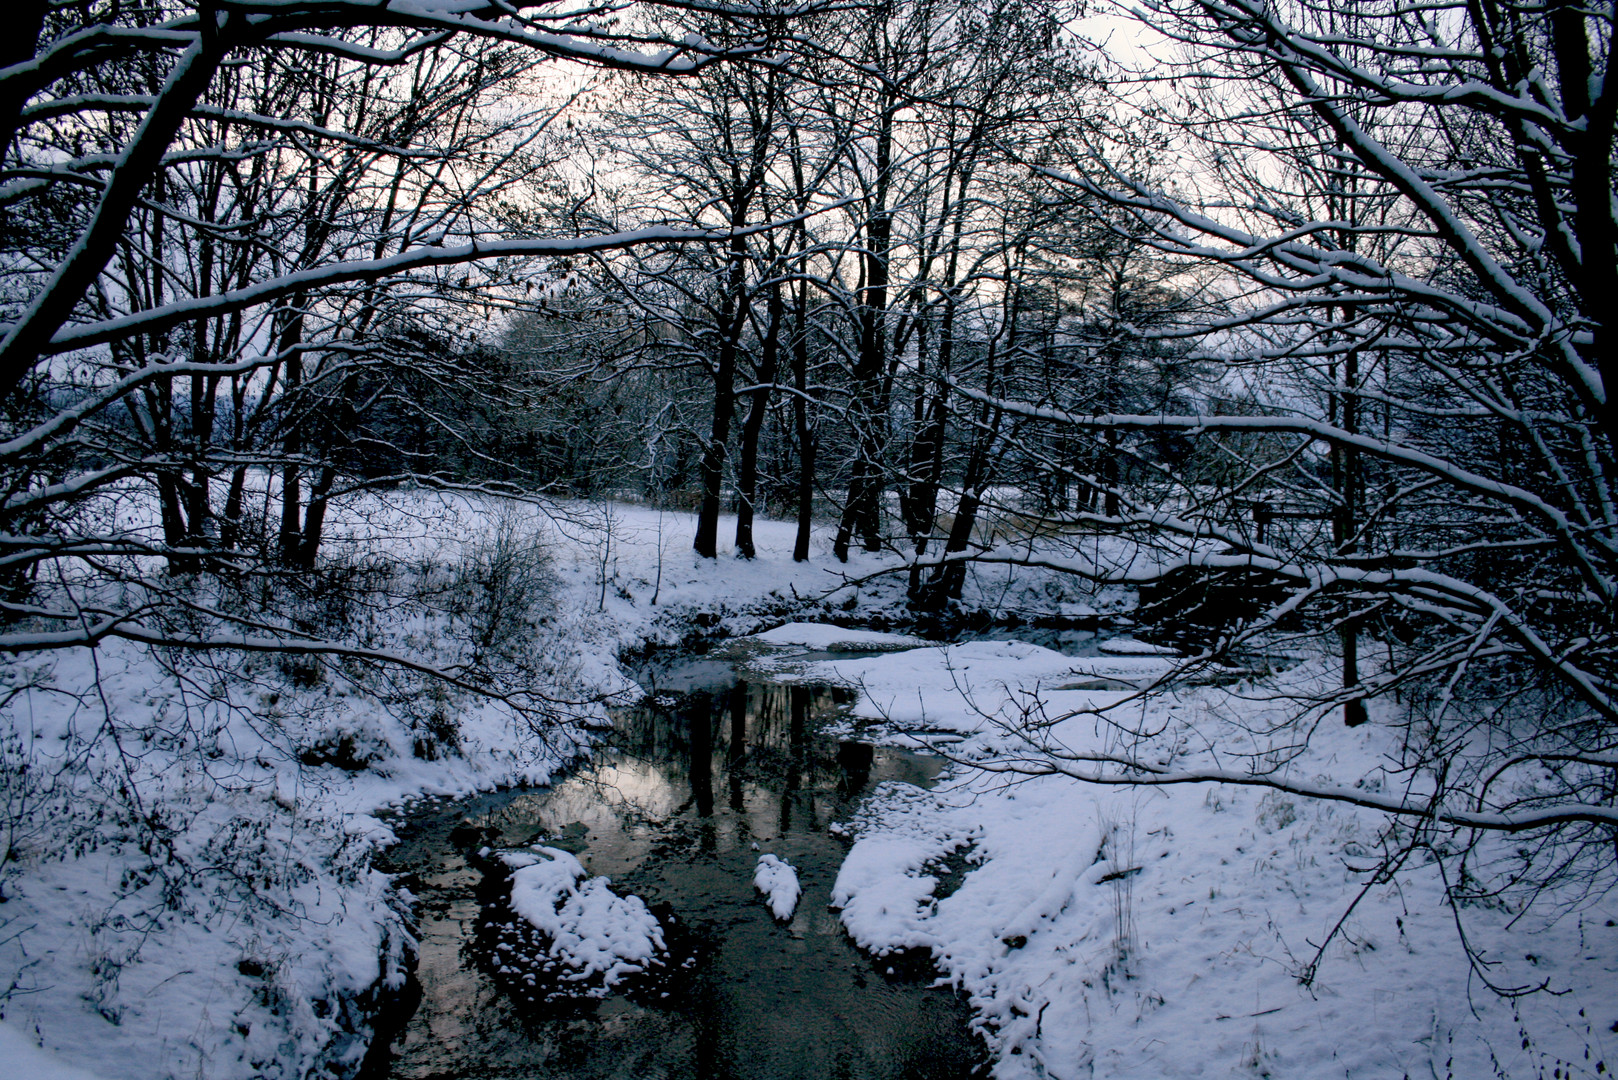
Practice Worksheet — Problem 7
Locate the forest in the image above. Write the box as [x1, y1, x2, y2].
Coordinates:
[0, 0, 1613, 1077]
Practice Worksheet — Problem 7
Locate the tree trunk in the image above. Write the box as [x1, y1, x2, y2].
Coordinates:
[1335, 347, 1365, 725]
[221, 465, 249, 553]
[296, 369, 358, 571]
[735, 286, 782, 559]
[905, 308, 953, 603]
[276, 307, 306, 567]
[182, 172, 224, 564]
[834, 98, 895, 561]
[297, 465, 337, 571]
[694, 234, 749, 558]
[905, 161, 972, 603]
[0, 2, 48, 156]
[921, 342, 1003, 612]
[792, 279, 815, 563]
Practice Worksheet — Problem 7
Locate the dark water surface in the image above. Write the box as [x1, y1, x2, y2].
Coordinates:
[368, 668, 985, 1080]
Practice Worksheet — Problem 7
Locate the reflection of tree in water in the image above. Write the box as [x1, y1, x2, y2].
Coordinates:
[610, 682, 871, 826]
[460, 682, 886, 852]
[391, 677, 980, 1080]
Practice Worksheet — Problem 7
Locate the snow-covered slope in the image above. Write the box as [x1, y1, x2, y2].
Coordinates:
[819, 644, 1618, 1079]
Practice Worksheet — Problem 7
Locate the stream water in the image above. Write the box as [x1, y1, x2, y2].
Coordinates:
[366, 660, 986, 1080]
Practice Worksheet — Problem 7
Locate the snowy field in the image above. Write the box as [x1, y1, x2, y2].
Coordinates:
[1, 494, 1612, 1079]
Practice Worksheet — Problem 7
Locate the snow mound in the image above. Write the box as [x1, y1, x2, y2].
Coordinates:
[747, 622, 927, 652]
[1097, 637, 1179, 656]
[830, 782, 968, 952]
[753, 854, 802, 921]
[500, 847, 665, 989]
[791, 639, 1085, 732]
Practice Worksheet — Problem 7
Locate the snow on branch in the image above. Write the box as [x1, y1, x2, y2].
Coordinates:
[972, 750, 1618, 833]
[42, 207, 845, 357]
[947, 382, 1617, 599]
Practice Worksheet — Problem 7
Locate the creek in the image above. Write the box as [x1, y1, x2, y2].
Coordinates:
[365, 655, 986, 1080]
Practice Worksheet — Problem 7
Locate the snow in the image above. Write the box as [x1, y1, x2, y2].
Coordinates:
[753, 854, 802, 921]
[1097, 637, 1179, 655]
[4, 491, 1611, 1080]
[821, 645, 1618, 1080]
[746, 621, 929, 652]
[772, 638, 1170, 732]
[0, 1021, 113, 1080]
[0, 493, 958, 1080]
[500, 847, 666, 989]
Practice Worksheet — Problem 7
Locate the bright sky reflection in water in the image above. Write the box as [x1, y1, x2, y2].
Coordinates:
[370, 667, 986, 1080]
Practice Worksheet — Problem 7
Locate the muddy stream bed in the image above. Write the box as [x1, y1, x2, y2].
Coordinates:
[364, 655, 986, 1080]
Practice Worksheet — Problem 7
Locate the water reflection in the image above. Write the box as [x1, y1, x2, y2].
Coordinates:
[371, 677, 984, 1080]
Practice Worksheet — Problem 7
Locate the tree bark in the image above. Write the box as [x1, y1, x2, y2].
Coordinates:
[735, 286, 782, 559]
[834, 96, 895, 561]
[694, 233, 749, 558]
[792, 278, 815, 562]
[276, 306, 306, 567]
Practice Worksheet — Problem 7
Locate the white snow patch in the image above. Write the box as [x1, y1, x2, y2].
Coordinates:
[0, 1022, 113, 1080]
[501, 847, 665, 990]
[788, 639, 1101, 733]
[753, 854, 802, 921]
[1097, 637, 1179, 656]
[746, 622, 927, 652]
[827, 657, 1618, 1080]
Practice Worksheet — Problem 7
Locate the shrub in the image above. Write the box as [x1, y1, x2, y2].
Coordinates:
[448, 505, 556, 657]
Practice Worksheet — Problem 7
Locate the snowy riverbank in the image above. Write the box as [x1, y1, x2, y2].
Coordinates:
[0, 493, 1038, 1079]
[1, 495, 1611, 1079]
[794, 642, 1617, 1079]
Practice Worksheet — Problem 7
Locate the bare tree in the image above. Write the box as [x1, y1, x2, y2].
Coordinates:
[954, 0, 1615, 955]
[0, 0, 786, 664]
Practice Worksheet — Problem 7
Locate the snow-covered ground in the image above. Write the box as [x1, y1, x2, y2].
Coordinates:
[1, 493, 1611, 1079]
[0, 494, 957, 1080]
[771, 639, 1618, 1079]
